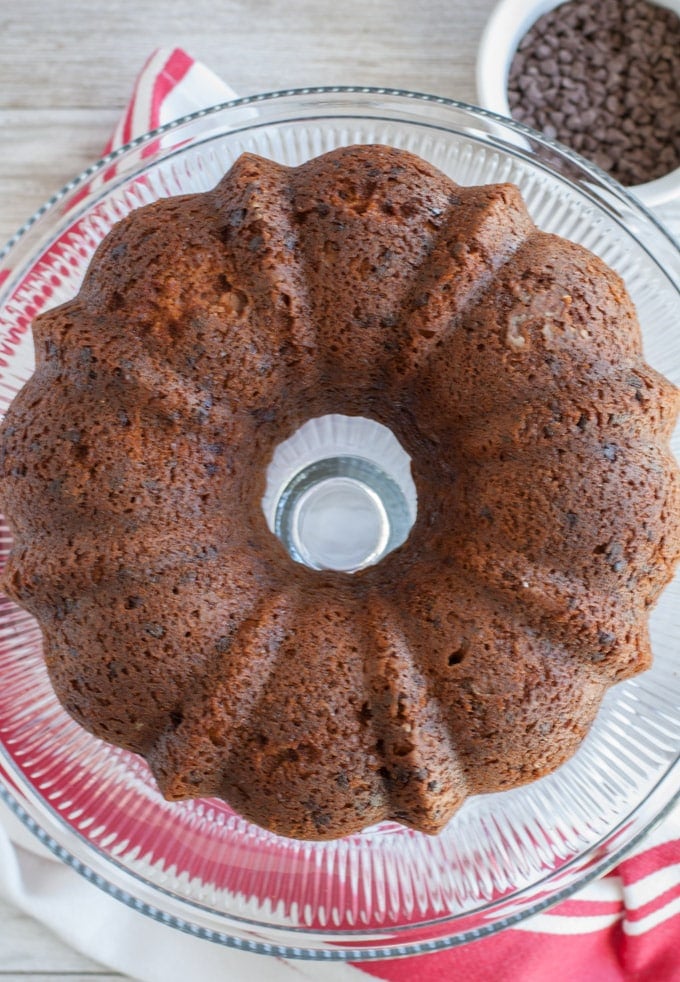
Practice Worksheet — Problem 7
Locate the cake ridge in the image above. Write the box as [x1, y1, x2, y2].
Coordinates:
[455, 541, 652, 681]
[149, 591, 293, 802]
[389, 185, 537, 383]
[212, 152, 318, 385]
[365, 593, 468, 832]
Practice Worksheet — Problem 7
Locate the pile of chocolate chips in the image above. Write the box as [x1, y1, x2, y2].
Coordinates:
[508, 0, 680, 186]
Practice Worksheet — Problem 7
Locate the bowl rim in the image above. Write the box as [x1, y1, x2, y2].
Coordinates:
[0, 85, 679, 960]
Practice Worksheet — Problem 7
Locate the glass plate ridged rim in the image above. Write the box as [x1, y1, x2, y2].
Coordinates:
[0, 87, 679, 960]
[1, 773, 679, 960]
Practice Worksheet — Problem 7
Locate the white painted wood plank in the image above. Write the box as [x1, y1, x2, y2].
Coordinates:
[0, 109, 119, 245]
[0, 0, 486, 109]
[0, 0, 495, 245]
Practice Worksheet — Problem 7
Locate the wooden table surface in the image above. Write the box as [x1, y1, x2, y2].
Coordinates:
[0, 0, 496, 976]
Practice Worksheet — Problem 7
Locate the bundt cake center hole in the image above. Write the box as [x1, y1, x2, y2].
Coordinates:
[262, 414, 417, 573]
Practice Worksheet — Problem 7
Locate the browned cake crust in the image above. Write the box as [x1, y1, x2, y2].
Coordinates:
[1, 145, 679, 839]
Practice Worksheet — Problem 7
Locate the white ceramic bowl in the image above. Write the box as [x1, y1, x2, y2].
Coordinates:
[476, 0, 680, 214]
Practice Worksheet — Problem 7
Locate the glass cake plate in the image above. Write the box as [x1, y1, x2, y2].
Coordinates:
[0, 89, 679, 959]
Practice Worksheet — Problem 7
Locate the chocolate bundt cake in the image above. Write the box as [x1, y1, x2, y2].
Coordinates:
[1, 145, 679, 840]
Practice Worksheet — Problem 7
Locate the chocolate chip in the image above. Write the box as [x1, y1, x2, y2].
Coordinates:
[507, 0, 680, 186]
[229, 208, 246, 228]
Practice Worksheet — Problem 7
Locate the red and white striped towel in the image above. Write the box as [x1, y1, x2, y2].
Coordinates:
[103, 47, 238, 152]
[0, 47, 679, 982]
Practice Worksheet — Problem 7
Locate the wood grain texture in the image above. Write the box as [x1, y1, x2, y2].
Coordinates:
[0, 0, 487, 108]
[0, 0, 496, 245]
[0, 0, 495, 975]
